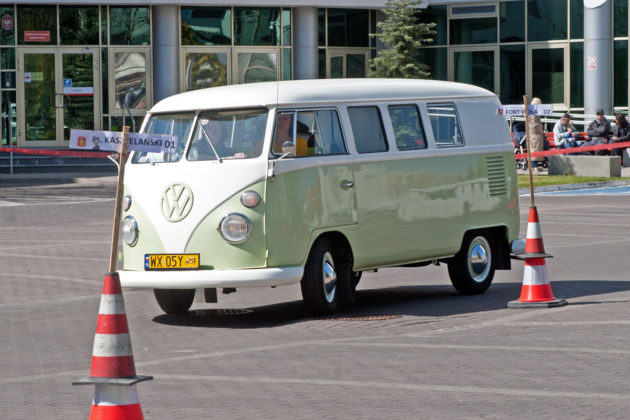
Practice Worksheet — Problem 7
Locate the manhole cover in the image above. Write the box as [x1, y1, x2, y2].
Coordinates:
[320, 314, 402, 321]
[189, 308, 253, 316]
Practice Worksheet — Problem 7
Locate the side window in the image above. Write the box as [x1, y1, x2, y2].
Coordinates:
[347, 106, 388, 153]
[426, 104, 464, 147]
[388, 105, 427, 150]
[272, 109, 347, 156]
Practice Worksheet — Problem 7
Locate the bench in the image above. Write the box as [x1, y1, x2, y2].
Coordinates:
[548, 155, 621, 177]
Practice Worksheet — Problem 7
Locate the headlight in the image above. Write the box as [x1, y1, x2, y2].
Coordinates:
[121, 216, 139, 246]
[123, 195, 132, 211]
[240, 190, 260, 208]
[219, 213, 252, 244]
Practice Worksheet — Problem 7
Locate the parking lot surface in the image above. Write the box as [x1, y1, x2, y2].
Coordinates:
[1, 179, 629, 419]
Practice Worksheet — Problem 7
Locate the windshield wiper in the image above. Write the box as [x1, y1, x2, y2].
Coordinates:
[199, 123, 223, 163]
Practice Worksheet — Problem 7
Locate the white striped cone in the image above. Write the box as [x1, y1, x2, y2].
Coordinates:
[90, 272, 136, 378]
[89, 383, 144, 420]
[518, 207, 557, 302]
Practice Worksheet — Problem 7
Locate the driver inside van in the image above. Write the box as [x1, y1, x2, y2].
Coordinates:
[189, 119, 246, 160]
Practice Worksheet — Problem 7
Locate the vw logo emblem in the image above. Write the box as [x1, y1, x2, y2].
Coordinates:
[161, 183, 194, 222]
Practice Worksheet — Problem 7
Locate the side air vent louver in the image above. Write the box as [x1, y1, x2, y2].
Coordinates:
[486, 156, 508, 197]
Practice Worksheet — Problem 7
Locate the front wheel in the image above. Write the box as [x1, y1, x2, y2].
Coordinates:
[154, 289, 195, 314]
[447, 233, 496, 295]
[300, 239, 341, 315]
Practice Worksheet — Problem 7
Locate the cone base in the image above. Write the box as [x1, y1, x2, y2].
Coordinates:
[507, 298, 567, 309]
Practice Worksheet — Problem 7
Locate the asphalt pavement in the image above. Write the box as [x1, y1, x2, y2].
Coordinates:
[1, 178, 629, 419]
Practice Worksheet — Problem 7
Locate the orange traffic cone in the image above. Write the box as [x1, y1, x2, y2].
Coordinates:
[508, 207, 567, 308]
[74, 272, 152, 419]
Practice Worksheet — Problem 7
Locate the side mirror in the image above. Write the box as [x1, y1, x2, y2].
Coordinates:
[281, 141, 296, 157]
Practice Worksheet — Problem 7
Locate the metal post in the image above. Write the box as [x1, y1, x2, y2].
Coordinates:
[583, 0, 612, 115]
[108, 126, 130, 273]
[7, 100, 13, 175]
[523, 95, 535, 207]
[152, 5, 180, 103]
[293, 7, 319, 80]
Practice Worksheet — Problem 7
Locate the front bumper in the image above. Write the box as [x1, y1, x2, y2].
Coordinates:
[119, 267, 304, 289]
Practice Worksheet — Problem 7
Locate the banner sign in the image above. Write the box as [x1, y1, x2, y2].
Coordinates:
[496, 104, 553, 117]
[70, 129, 178, 154]
[63, 87, 94, 96]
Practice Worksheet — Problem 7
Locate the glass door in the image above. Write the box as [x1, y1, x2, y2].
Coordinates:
[18, 48, 98, 147]
[181, 47, 231, 91]
[60, 48, 98, 143]
[18, 49, 58, 146]
[327, 50, 369, 78]
[527, 45, 568, 108]
[450, 47, 498, 93]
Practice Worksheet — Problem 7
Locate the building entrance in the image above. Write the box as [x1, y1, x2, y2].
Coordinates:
[17, 48, 99, 147]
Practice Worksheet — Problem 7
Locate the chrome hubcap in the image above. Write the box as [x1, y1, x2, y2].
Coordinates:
[467, 237, 491, 283]
[322, 252, 337, 303]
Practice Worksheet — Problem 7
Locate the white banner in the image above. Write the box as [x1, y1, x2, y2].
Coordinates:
[496, 104, 554, 117]
[69, 129, 178, 154]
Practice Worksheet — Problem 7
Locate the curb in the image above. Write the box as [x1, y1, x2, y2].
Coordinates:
[519, 180, 630, 195]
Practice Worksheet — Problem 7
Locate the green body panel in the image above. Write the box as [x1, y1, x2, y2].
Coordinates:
[347, 152, 519, 269]
[122, 186, 166, 269]
[265, 151, 518, 270]
[265, 161, 357, 267]
[184, 182, 266, 269]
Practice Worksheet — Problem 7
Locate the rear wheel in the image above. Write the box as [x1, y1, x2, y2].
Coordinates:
[447, 232, 496, 295]
[154, 289, 195, 314]
[300, 238, 344, 315]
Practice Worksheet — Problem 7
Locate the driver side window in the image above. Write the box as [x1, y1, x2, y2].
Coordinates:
[272, 109, 347, 157]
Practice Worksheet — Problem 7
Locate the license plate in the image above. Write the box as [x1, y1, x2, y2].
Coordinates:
[145, 254, 200, 270]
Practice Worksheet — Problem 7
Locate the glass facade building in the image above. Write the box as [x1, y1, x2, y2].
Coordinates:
[0, 1, 626, 148]
[419, 0, 629, 112]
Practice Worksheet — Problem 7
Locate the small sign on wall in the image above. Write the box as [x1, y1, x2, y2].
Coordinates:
[24, 30, 50, 42]
[587, 56, 597, 70]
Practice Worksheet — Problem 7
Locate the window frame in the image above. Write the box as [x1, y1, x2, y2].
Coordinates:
[425, 102, 465, 148]
[386, 104, 428, 152]
[270, 107, 349, 158]
[347, 105, 389, 154]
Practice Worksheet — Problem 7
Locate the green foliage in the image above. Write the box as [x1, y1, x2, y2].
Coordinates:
[369, 0, 436, 79]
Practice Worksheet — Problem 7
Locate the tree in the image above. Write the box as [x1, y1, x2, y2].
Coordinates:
[369, 0, 436, 79]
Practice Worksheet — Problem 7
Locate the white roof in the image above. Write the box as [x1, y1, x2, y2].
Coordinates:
[150, 79, 496, 114]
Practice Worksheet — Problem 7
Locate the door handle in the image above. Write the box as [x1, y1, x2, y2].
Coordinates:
[340, 180, 354, 189]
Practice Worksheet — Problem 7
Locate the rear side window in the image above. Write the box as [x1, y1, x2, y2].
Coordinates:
[271, 109, 346, 157]
[426, 104, 464, 147]
[348, 106, 388, 153]
[388, 105, 427, 150]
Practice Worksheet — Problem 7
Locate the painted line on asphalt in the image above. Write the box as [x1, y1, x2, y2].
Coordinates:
[504, 320, 630, 326]
[552, 237, 630, 249]
[155, 373, 630, 401]
[0, 272, 100, 286]
[0, 252, 108, 262]
[0, 240, 109, 251]
[315, 341, 630, 356]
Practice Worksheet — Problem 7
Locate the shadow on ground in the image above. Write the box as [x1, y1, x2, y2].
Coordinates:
[152, 280, 630, 329]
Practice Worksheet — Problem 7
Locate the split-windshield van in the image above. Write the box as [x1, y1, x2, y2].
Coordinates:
[119, 79, 520, 315]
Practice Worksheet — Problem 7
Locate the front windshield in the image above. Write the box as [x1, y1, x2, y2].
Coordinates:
[187, 109, 268, 161]
[132, 113, 194, 163]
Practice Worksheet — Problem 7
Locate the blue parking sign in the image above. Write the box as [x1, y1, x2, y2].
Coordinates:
[63, 78, 72, 88]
